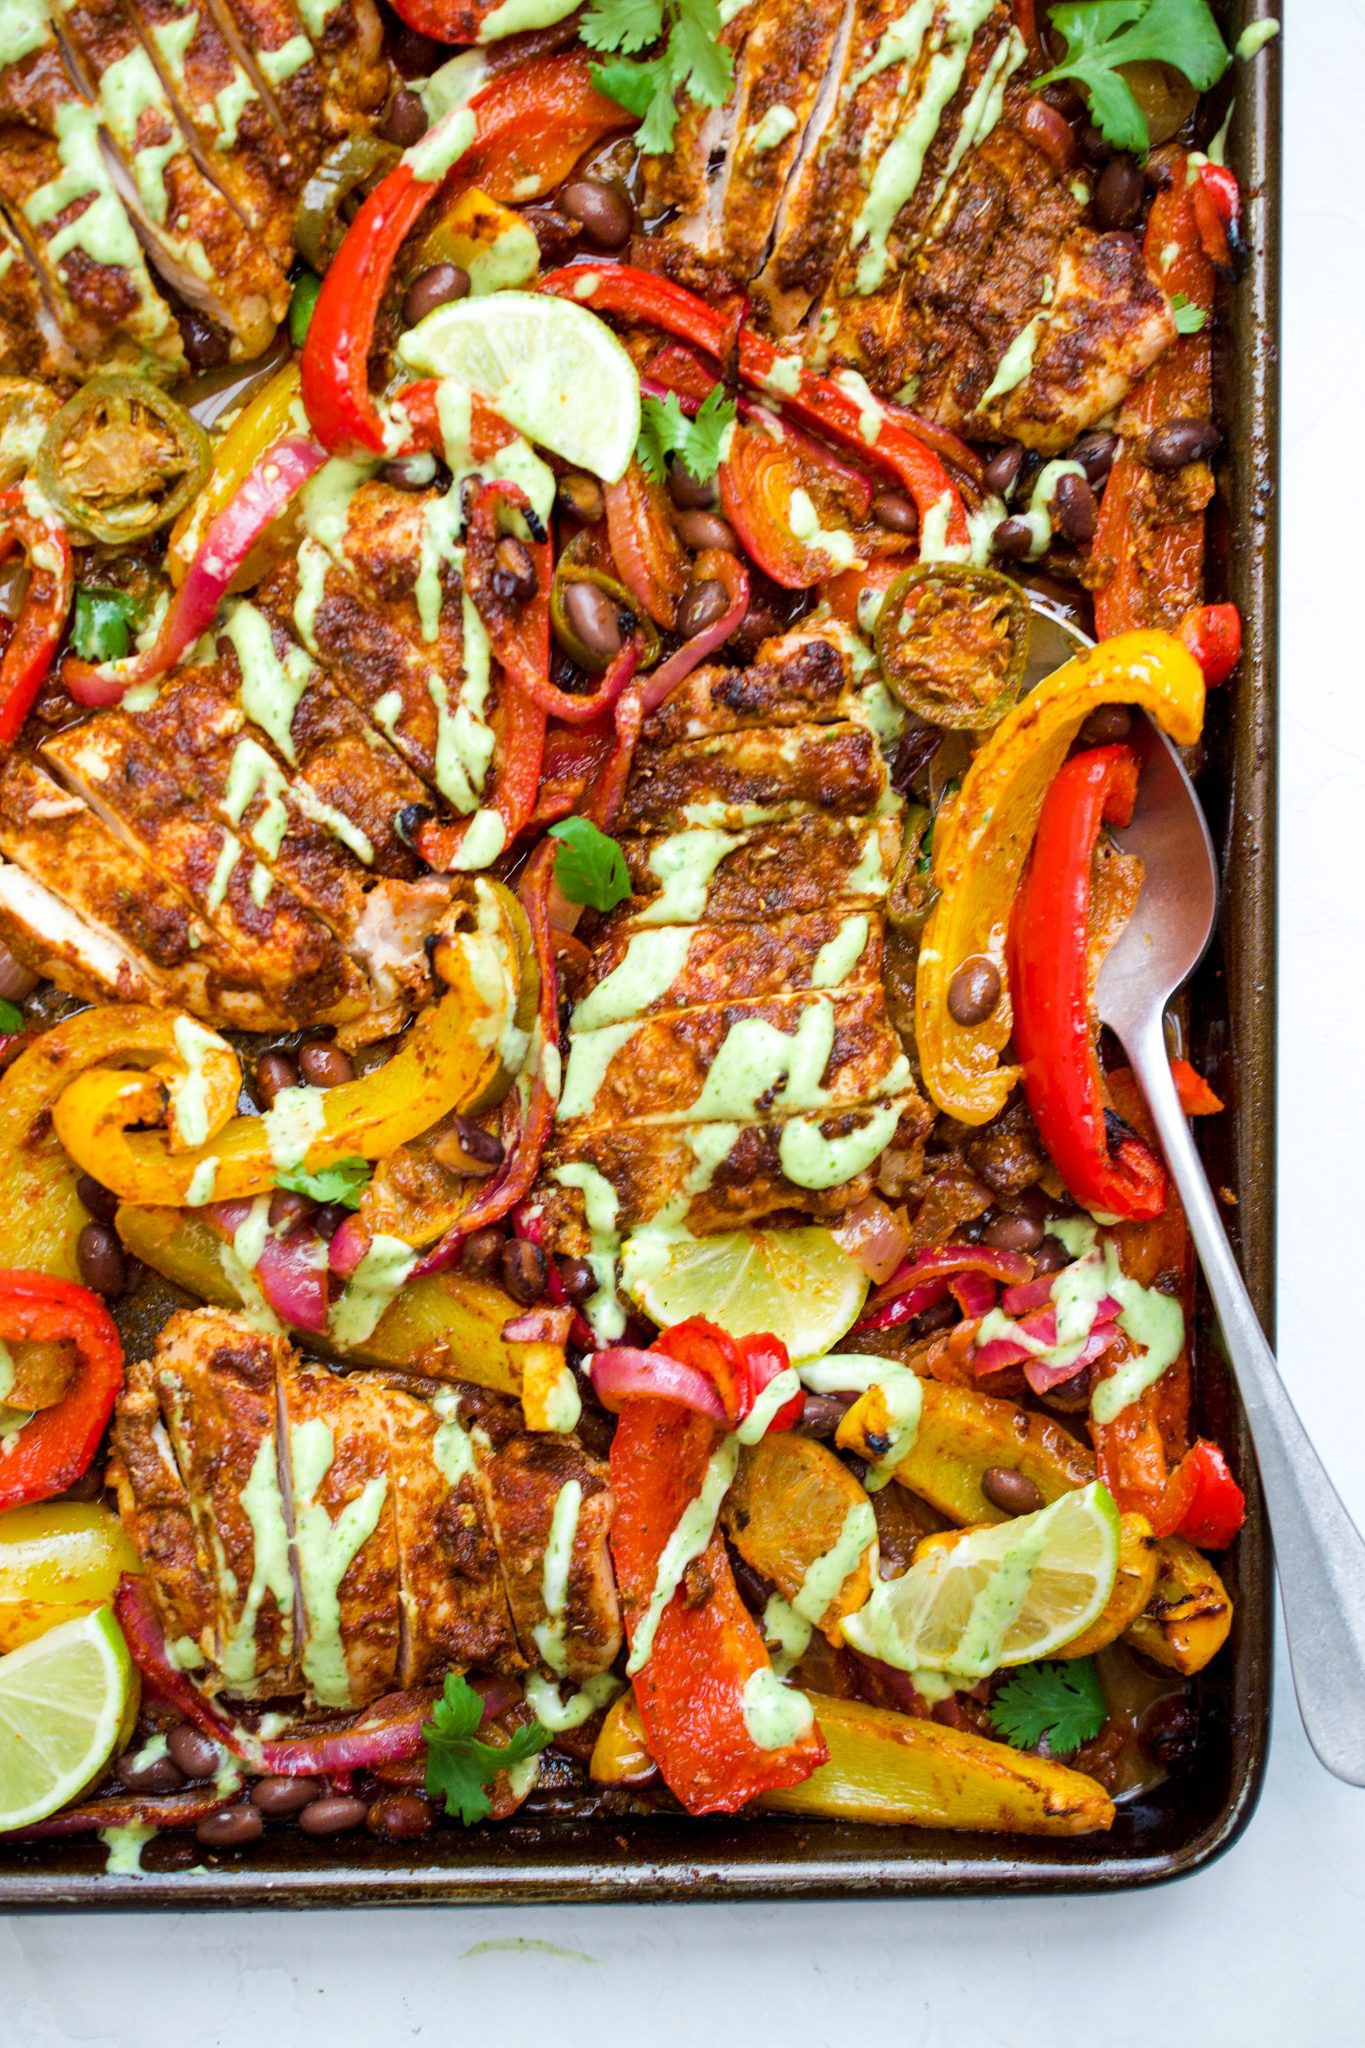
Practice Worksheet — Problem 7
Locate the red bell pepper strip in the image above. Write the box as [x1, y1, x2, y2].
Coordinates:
[609, 1397, 827, 1815]
[0, 490, 72, 747]
[1178, 601, 1242, 686]
[1007, 746, 1167, 1221]
[604, 461, 690, 629]
[1192, 161, 1239, 268]
[0, 1270, 123, 1510]
[1154, 1438, 1246, 1547]
[538, 264, 971, 544]
[301, 56, 625, 457]
[1170, 1056, 1223, 1117]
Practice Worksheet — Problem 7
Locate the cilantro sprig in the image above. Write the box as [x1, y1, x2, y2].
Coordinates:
[1039, 0, 1231, 155]
[548, 817, 631, 914]
[0, 997, 24, 1036]
[422, 1673, 551, 1825]
[583, 0, 735, 156]
[636, 384, 736, 489]
[1170, 291, 1208, 334]
[70, 586, 140, 663]
[988, 1657, 1108, 1756]
[275, 1157, 371, 1210]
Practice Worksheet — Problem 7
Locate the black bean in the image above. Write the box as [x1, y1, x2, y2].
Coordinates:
[1040, 80, 1085, 121]
[493, 535, 538, 603]
[298, 1794, 367, 1836]
[992, 516, 1034, 561]
[432, 1116, 505, 1173]
[1138, 1694, 1199, 1768]
[365, 1792, 434, 1841]
[383, 452, 441, 492]
[981, 1465, 1046, 1517]
[166, 1724, 222, 1781]
[914, 1297, 959, 1335]
[460, 1226, 506, 1282]
[563, 578, 623, 662]
[389, 23, 444, 75]
[268, 1188, 315, 1233]
[1093, 154, 1145, 232]
[379, 87, 428, 148]
[117, 1746, 187, 1795]
[1079, 702, 1133, 745]
[558, 472, 604, 523]
[947, 956, 1001, 1026]
[1078, 121, 1112, 164]
[179, 308, 230, 372]
[1053, 470, 1098, 544]
[796, 1393, 850, 1440]
[983, 445, 1024, 499]
[395, 802, 435, 851]
[402, 262, 470, 329]
[668, 460, 717, 511]
[728, 602, 782, 658]
[675, 577, 730, 639]
[251, 1775, 321, 1817]
[75, 1173, 118, 1227]
[981, 1211, 1044, 1254]
[501, 1236, 547, 1305]
[298, 1040, 354, 1088]
[1146, 417, 1221, 470]
[872, 489, 918, 535]
[312, 1202, 350, 1241]
[557, 1255, 599, 1303]
[559, 178, 633, 250]
[196, 1806, 264, 1849]
[1072, 429, 1118, 488]
[255, 1050, 299, 1107]
[673, 508, 736, 553]
[1033, 1233, 1072, 1274]
[77, 1223, 126, 1299]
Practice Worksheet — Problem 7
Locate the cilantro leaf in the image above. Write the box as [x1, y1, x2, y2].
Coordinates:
[1041, 0, 1232, 154]
[636, 383, 737, 487]
[988, 1658, 1108, 1756]
[548, 817, 631, 913]
[1170, 291, 1208, 334]
[589, 0, 735, 155]
[0, 997, 24, 1035]
[275, 1157, 371, 1210]
[70, 586, 140, 663]
[422, 1672, 551, 1825]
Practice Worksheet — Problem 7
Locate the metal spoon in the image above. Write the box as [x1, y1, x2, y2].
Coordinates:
[1098, 715, 1365, 1785]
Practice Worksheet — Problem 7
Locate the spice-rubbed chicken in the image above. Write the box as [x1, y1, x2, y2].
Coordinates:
[0, 475, 514, 1036]
[110, 1307, 622, 1707]
[0, 0, 387, 374]
[646, 0, 1174, 453]
[531, 624, 931, 1274]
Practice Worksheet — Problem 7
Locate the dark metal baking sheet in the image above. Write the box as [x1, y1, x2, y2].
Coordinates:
[0, 1, 1279, 1907]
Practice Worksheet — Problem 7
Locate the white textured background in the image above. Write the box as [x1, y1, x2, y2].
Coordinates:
[6, 7, 1364, 2042]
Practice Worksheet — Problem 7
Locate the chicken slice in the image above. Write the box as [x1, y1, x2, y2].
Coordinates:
[0, 206, 78, 380]
[0, 753, 285, 1026]
[281, 1357, 402, 1710]
[383, 1385, 525, 1686]
[107, 1356, 221, 1678]
[614, 721, 889, 834]
[618, 812, 900, 925]
[39, 714, 371, 1027]
[473, 1424, 622, 1682]
[142, 1309, 302, 1699]
[0, 29, 183, 371]
[217, 0, 386, 157]
[572, 908, 883, 1027]
[53, 0, 290, 358]
[639, 633, 871, 747]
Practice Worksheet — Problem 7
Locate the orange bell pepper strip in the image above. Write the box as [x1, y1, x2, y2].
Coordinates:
[0, 1273, 123, 1511]
[51, 898, 519, 1207]
[609, 1397, 827, 1816]
[166, 361, 302, 593]
[915, 630, 1205, 1126]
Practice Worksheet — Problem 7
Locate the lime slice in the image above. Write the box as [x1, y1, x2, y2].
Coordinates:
[842, 1482, 1121, 1679]
[620, 1224, 870, 1362]
[396, 291, 641, 482]
[0, 1606, 136, 1831]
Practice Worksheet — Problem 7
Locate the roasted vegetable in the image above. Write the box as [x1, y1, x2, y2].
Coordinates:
[1126, 1535, 1233, 1675]
[722, 1435, 876, 1639]
[875, 565, 1028, 730]
[0, 1501, 139, 1654]
[166, 361, 303, 594]
[37, 376, 211, 546]
[887, 1381, 1097, 1524]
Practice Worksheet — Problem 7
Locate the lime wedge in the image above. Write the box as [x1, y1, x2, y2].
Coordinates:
[0, 1607, 136, 1831]
[620, 1224, 870, 1362]
[396, 291, 641, 482]
[842, 1482, 1121, 1679]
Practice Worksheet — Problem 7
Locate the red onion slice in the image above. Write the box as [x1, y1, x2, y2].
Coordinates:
[590, 1345, 729, 1421]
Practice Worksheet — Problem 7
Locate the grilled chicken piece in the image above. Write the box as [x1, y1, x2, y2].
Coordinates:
[615, 722, 888, 835]
[0, 754, 286, 1024]
[53, 0, 290, 358]
[112, 1310, 621, 1706]
[575, 908, 883, 1024]
[39, 713, 372, 1027]
[0, 24, 184, 371]
[0, 212, 75, 380]
[652, 0, 1176, 451]
[620, 811, 900, 924]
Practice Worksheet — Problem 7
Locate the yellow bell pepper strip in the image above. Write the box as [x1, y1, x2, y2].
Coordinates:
[914, 629, 1205, 1126]
[0, 1500, 138, 1653]
[53, 897, 520, 1207]
[165, 360, 302, 593]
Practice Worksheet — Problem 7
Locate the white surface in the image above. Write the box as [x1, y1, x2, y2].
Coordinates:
[6, 9, 1365, 2043]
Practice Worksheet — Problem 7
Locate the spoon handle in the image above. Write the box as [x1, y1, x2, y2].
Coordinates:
[1120, 1007, 1365, 1786]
